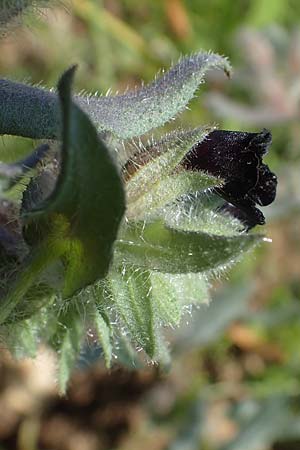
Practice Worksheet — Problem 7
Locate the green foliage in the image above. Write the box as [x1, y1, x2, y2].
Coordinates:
[116, 219, 261, 273]
[0, 4, 270, 392]
[77, 52, 231, 139]
[0, 54, 231, 141]
[108, 267, 159, 358]
[151, 272, 210, 326]
[23, 66, 125, 297]
[92, 303, 112, 368]
[0, 66, 125, 330]
[125, 126, 219, 216]
[1, 4, 299, 450]
[56, 300, 86, 394]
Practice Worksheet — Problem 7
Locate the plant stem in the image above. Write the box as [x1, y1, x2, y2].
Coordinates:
[0, 79, 60, 139]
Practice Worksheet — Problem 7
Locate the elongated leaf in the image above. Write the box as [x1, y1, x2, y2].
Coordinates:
[166, 193, 244, 236]
[127, 171, 220, 220]
[151, 272, 210, 326]
[2, 282, 55, 324]
[113, 332, 145, 369]
[108, 267, 158, 358]
[93, 307, 112, 368]
[0, 53, 229, 140]
[23, 66, 125, 297]
[150, 273, 182, 326]
[56, 301, 85, 393]
[125, 126, 216, 204]
[0, 239, 62, 325]
[2, 319, 39, 359]
[77, 52, 231, 138]
[88, 285, 113, 367]
[116, 220, 262, 274]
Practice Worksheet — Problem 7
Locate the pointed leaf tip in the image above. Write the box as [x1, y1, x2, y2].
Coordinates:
[58, 65, 78, 94]
[117, 220, 262, 274]
[77, 52, 231, 139]
[23, 66, 126, 297]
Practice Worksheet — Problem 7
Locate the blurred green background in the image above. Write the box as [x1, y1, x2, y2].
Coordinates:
[0, 1, 300, 449]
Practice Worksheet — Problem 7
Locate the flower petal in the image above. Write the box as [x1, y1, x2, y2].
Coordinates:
[182, 129, 277, 229]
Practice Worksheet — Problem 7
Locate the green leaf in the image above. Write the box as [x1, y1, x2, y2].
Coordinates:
[77, 52, 231, 139]
[124, 127, 214, 188]
[93, 306, 112, 368]
[153, 331, 171, 370]
[116, 220, 262, 274]
[150, 273, 182, 326]
[2, 319, 39, 359]
[151, 272, 210, 326]
[0, 240, 62, 325]
[2, 282, 55, 324]
[23, 66, 125, 297]
[166, 193, 244, 236]
[0, 53, 229, 141]
[108, 267, 158, 358]
[113, 332, 145, 369]
[56, 300, 85, 394]
[127, 171, 220, 220]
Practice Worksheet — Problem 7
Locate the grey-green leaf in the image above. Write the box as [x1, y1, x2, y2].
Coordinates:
[151, 272, 210, 326]
[93, 307, 112, 368]
[3, 319, 39, 359]
[77, 52, 231, 138]
[108, 267, 158, 358]
[56, 301, 85, 394]
[0, 53, 230, 141]
[116, 220, 262, 274]
[127, 171, 220, 220]
[125, 126, 215, 205]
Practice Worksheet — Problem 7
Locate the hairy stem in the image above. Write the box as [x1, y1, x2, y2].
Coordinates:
[0, 79, 61, 139]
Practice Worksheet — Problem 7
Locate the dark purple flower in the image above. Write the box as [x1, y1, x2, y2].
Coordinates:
[182, 129, 277, 229]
